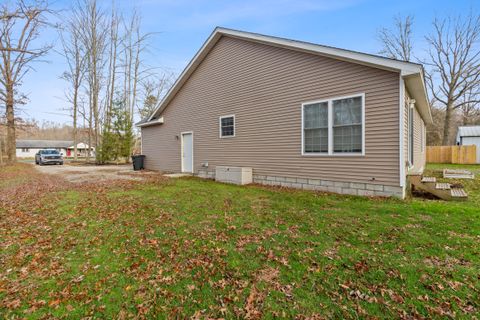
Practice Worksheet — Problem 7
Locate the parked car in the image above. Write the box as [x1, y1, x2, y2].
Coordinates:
[35, 149, 64, 165]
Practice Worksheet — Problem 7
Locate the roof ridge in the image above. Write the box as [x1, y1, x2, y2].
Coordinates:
[214, 26, 423, 67]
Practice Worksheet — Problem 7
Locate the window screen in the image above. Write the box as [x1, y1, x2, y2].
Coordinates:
[408, 106, 414, 165]
[220, 116, 235, 137]
[332, 97, 362, 153]
[303, 102, 328, 153]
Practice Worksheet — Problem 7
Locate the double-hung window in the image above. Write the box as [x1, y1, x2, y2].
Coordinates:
[303, 102, 328, 153]
[219, 115, 235, 138]
[302, 94, 364, 155]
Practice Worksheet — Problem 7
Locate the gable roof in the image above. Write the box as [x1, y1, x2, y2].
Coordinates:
[457, 126, 480, 138]
[143, 27, 432, 125]
[16, 140, 74, 149]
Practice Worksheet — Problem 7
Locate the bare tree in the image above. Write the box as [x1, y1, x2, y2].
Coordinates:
[59, 4, 87, 161]
[59, 1, 162, 163]
[0, 0, 53, 163]
[378, 15, 414, 61]
[104, 2, 120, 134]
[0, 115, 5, 165]
[76, 0, 108, 162]
[459, 88, 480, 126]
[425, 12, 480, 145]
[121, 10, 154, 122]
[131, 14, 141, 121]
[426, 105, 445, 146]
[76, 95, 92, 160]
[138, 73, 173, 119]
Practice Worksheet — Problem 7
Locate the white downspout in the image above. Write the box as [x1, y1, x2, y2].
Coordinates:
[399, 76, 405, 196]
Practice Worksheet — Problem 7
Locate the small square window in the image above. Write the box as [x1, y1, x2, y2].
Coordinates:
[220, 115, 235, 138]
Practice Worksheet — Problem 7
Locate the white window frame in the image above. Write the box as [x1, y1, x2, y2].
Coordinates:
[301, 93, 365, 156]
[219, 114, 235, 138]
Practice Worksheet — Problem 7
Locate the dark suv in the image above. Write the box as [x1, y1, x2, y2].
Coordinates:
[35, 149, 64, 165]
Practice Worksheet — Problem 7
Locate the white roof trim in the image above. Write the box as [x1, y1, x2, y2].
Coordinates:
[404, 72, 432, 124]
[137, 116, 164, 128]
[148, 27, 429, 122]
[457, 126, 480, 138]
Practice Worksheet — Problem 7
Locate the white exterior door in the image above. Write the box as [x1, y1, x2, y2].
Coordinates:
[181, 132, 193, 172]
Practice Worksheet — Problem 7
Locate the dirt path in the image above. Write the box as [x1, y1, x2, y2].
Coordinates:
[34, 163, 161, 183]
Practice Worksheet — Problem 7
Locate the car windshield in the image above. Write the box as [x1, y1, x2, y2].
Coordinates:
[41, 150, 59, 155]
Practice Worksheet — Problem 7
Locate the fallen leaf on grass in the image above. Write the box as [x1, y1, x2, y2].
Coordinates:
[388, 291, 404, 304]
[244, 286, 265, 320]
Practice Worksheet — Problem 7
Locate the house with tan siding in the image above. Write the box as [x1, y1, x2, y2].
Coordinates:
[138, 27, 432, 199]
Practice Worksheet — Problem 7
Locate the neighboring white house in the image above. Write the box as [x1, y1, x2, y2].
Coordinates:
[16, 140, 94, 158]
[456, 126, 480, 164]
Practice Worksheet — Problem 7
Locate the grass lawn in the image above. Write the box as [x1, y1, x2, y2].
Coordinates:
[1, 163, 479, 319]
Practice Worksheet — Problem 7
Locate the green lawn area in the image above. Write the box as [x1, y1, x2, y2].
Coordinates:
[1, 163, 479, 319]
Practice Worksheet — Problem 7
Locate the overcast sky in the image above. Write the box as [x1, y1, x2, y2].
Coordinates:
[17, 0, 479, 124]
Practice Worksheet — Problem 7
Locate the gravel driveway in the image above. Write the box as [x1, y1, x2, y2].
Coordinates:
[34, 163, 160, 183]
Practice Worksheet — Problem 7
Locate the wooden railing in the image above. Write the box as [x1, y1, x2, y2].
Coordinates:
[426, 145, 477, 164]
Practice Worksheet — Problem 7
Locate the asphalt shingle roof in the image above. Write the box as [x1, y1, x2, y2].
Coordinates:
[16, 140, 73, 148]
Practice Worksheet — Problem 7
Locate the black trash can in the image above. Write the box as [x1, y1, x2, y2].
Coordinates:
[131, 155, 145, 171]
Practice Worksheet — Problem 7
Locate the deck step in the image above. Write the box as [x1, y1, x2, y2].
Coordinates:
[421, 176, 436, 183]
[443, 169, 474, 179]
[435, 183, 451, 190]
[451, 188, 468, 198]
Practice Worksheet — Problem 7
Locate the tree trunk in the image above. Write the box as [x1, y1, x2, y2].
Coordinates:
[87, 89, 93, 163]
[106, 17, 117, 134]
[0, 137, 4, 165]
[73, 86, 78, 161]
[442, 102, 454, 145]
[6, 83, 16, 163]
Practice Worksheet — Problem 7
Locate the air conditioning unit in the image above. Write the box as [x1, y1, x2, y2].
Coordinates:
[215, 166, 252, 185]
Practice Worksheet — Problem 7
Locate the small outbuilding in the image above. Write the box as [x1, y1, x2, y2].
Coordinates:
[456, 126, 480, 163]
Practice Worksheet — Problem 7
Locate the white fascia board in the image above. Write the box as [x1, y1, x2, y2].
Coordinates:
[137, 117, 164, 128]
[403, 73, 433, 125]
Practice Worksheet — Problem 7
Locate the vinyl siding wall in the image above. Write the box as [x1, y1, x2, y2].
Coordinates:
[142, 36, 401, 187]
[413, 107, 427, 172]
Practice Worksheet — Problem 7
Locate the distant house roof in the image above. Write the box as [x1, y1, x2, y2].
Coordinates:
[16, 140, 74, 148]
[457, 126, 480, 138]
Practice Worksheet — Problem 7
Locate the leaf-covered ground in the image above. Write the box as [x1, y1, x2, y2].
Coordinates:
[1, 163, 479, 319]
